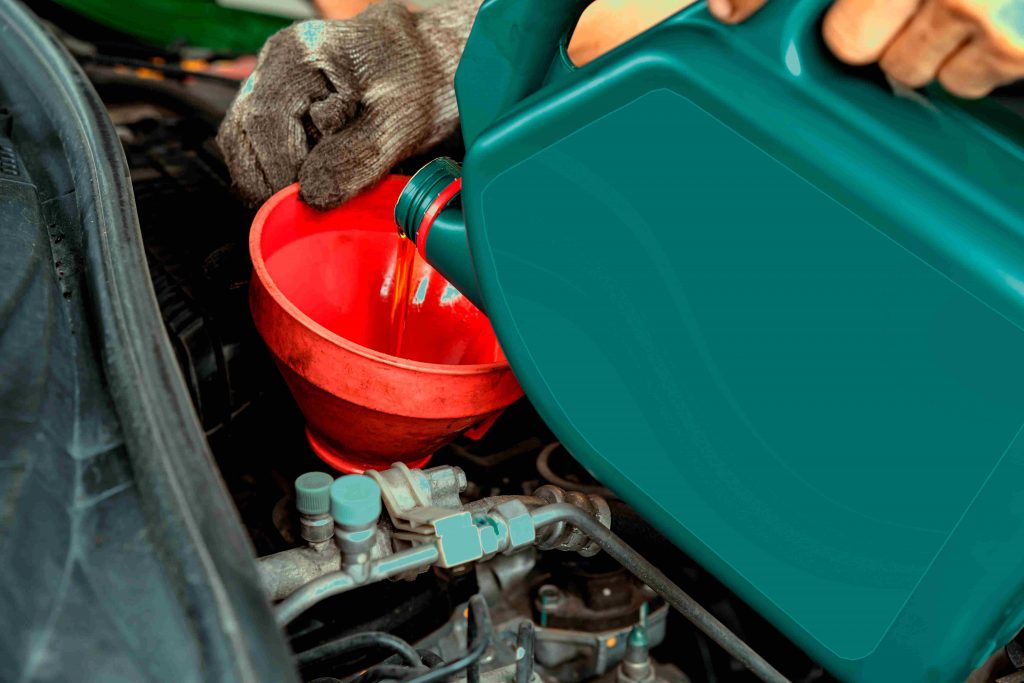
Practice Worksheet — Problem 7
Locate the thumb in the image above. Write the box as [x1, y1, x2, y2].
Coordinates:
[708, 0, 770, 24]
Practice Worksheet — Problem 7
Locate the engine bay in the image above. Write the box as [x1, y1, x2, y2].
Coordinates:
[91, 41, 831, 683]
[7, 2, 1024, 682]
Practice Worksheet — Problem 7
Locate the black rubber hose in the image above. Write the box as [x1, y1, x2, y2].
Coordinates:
[296, 632, 421, 669]
[79, 54, 242, 84]
[536, 442, 614, 497]
[530, 504, 790, 683]
[349, 648, 445, 683]
[350, 664, 420, 683]
[403, 596, 492, 683]
[417, 650, 445, 669]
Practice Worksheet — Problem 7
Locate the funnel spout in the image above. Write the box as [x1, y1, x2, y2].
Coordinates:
[395, 158, 484, 311]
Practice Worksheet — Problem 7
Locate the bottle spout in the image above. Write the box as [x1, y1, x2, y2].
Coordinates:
[395, 158, 485, 311]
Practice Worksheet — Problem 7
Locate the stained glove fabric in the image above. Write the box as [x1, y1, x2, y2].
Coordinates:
[217, 0, 480, 210]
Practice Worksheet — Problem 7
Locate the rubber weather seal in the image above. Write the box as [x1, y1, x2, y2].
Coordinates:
[0, 2, 297, 681]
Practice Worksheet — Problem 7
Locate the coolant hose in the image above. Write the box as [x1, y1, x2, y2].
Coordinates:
[530, 504, 791, 683]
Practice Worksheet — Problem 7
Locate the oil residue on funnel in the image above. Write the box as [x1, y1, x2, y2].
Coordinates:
[249, 176, 522, 474]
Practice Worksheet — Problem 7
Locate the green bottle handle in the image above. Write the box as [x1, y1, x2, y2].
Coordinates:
[455, 0, 593, 147]
[455, 0, 837, 148]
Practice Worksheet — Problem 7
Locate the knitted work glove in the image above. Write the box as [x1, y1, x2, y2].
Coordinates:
[217, 0, 481, 210]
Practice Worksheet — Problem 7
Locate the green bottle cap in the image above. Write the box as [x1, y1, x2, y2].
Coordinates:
[330, 475, 382, 527]
[394, 157, 462, 243]
[295, 472, 335, 515]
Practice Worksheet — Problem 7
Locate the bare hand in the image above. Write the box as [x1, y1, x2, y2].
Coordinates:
[709, 0, 1024, 99]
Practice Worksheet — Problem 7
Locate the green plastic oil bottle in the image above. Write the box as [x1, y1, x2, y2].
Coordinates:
[395, 1, 1024, 680]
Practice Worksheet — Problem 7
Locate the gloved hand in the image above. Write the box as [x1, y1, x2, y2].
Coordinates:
[708, 0, 1024, 99]
[217, 0, 480, 210]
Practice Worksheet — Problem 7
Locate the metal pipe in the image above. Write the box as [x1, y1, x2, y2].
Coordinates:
[462, 495, 546, 515]
[515, 621, 535, 683]
[368, 543, 440, 580]
[275, 543, 440, 626]
[530, 504, 790, 683]
[258, 544, 341, 601]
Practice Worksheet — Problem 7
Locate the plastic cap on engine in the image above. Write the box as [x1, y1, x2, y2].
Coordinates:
[295, 472, 334, 516]
[330, 474, 382, 528]
[626, 625, 649, 662]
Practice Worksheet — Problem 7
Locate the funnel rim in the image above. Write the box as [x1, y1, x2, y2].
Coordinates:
[250, 181, 511, 377]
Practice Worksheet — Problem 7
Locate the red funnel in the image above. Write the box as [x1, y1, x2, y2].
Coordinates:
[249, 177, 522, 473]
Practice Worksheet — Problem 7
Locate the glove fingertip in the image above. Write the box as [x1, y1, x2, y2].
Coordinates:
[297, 171, 356, 210]
[297, 116, 399, 210]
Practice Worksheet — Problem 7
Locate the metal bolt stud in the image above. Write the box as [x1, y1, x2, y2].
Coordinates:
[295, 472, 336, 545]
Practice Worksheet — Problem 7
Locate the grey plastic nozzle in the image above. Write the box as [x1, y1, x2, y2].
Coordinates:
[295, 472, 334, 516]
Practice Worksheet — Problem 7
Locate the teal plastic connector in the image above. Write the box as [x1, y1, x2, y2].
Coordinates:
[295, 472, 334, 516]
[330, 475, 382, 528]
[627, 624, 648, 652]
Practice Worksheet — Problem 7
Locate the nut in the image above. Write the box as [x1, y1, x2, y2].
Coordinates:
[534, 485, 610, 557]
[475, 515, 503, 556]
[493, 500, 536, 553]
